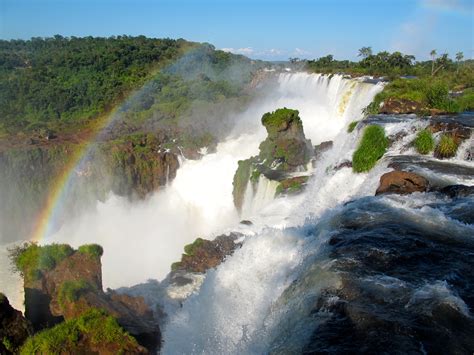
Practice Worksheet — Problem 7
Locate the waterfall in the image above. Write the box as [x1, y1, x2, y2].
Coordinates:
[0, 72, 384, 313]
[160, 74, 387, 353]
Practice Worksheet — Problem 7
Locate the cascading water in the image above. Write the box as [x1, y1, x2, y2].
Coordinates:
[0, 72, 383, 311]
[2, 71, 472, 353]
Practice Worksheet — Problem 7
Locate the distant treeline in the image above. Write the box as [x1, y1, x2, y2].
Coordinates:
[0, 35, 262, 136]
[0, 36, 194, 130]
[303, 47, 473, 81]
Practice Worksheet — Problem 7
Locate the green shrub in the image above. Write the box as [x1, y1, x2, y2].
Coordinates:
[10, 243, 74, 281]
[413, 129, 435, 154]
[347, 121, 358, 133]
[435, 134, 458, 158]
[352, 125, 388, 173]
[57, 280, 95, 309]
[455, 88, 474, 111]
[20, 309, 138, 354]
[77, 244, 103, 258]
[424, 81, 450, 108]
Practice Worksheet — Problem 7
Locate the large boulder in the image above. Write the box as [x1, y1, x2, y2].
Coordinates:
[379, 98, 424, 115]
[233, 108, 314, 211]
[375, 171, 429, 195]
[0, 293, 32, 354]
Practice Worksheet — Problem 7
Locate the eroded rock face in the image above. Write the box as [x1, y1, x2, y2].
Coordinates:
[17, 244, 160, 353]
[171, 233, 243, 274]
[0, 294, 32, 354]
[375, 170, 429, 195]
[23, 249, 102, 331]
[379, 98, 424, 115]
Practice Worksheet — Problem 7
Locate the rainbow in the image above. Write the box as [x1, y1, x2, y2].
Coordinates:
[29, 108, 122, 243]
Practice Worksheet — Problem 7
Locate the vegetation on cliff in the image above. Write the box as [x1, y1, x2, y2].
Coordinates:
[10, 243, 75, 282]
[352, 125, 388, 173]
[19, 309, 143, 354]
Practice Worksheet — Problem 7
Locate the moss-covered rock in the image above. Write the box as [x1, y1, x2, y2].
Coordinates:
[232, 108, 314, 210]
[232, 158, 255, 212]
[275, 176, 309, 196]
[172, 233, 242, 273]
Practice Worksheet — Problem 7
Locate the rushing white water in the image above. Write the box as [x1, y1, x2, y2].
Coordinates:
[33, 73, 382, 290]
[0, 72, 385, 312]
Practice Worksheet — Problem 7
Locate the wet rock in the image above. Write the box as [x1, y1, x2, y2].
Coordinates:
[429, 121, 472, 142]
[375, 170, 429, 195]
[437, 184, 474, 199]
[0, 294, 32, 354]
[171, 233, 243, 274]
[240, 220, 253, 225]
[379, 98, 424, 115]
[300, 196, 474, 354]
[334, 160, 352, 171]
[388, 155, 474, 177]
[314, 140, 333, 159]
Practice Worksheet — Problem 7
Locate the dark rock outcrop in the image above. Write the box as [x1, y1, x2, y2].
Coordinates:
[375, 170, 429, 195]
[171, 233, 243, 274]
[437, 184, 474, 199]
[0, 294, 32, 354]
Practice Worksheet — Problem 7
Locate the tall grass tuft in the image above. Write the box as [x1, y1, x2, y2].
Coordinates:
[352, 125, 388, 173]
[413, 129, 435, 154]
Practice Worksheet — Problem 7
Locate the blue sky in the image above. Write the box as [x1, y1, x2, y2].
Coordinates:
[1, 0, 472, 60]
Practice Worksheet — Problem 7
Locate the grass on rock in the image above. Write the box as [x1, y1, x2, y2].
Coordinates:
[352, 125, 388, 173]
[413, 129, 435, 154]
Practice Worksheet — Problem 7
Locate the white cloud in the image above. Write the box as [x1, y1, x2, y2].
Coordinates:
[422, 0, 472, 13]
[220, 47, 254, 55]
[292, 48, 312, 57]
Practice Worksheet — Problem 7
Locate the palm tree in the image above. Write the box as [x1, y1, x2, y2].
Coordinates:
[358, 47, 373, 58]
[430, 49, 437, 75]
[455, 52, 464, 73]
